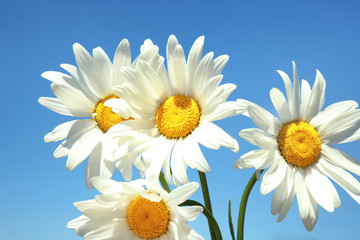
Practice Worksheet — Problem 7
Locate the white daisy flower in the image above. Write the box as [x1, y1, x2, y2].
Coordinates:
[107, 35, 246, 186]
[68, 176, 204, 240]
[234, 62, 360, 231]
[38, 40, 158, 188]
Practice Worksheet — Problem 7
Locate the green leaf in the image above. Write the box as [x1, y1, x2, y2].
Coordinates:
[180, 200, 223, 240]
[159, 172, 171, 193]
[228, 199, 235, 240]
[198, 171, 217, 239]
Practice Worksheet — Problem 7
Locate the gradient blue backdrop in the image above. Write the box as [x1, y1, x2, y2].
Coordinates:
[1, 0, 360, 239]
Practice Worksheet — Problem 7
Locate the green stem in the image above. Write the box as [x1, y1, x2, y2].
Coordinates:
[236, 171, 259, 240]
[159, 172, 171, 193]
[198, 171, 216, 239]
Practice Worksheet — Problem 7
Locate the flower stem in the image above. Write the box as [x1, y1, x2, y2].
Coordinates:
[237, 171, 258, 240]
[198, 171, 216, 239]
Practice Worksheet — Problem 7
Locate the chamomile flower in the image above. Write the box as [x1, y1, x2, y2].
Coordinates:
[68, 177, 204, 240]
[234, 62, 360, 231]
[38, 40, 157, 188]
[107, 35, 246, 186]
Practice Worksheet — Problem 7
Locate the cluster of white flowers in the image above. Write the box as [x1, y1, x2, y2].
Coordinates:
[39, 36, 360, 239]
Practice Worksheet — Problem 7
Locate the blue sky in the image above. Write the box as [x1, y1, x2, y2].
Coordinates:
[1, 0, 360, 239]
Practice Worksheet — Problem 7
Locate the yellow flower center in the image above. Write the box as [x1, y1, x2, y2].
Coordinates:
[156, 95, 201, 139]
[127, 195, 170, 239]
[93, 95, 131, 133]
[278, 121, 321, 168]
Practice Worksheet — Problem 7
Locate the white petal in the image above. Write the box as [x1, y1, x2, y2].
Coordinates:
[235, 99, 251, 117]
[182, 135, 210, 172]
[304, 70, 326, 122]
[172, 44, 188, 95]
[136, 60, 167, 102]
[247, 104, 282, 136]
[277, 184, 295, 222]
[60, 64, 100, 103]
[317, 110, 360, 144]
[338, 128, 360, 144]
[67, 215, 89, 229]
[115, 148, 133, 181]
[175, 220, 204, 240]
[290, 61, 301, 120]
[321, 144, 360, 176]
[112, 39, 131, 85]
[234, 149, 271, 169]
[73, 43, 106, 98]
[66, 128, 103, 171]
[83, 204, 122, 219]
[38, 97, 74, 116]
[53, 141, 71, 158]
[201, 83, 237, 114]
[44, 120, 77, 142]
[305, 165, 341, 212]
[166, 35, 180, 90]
[60, 63, 78, 78]
[212, 55, 229, 76]
[193, 52, 214, 100]
[238, 128, 269, 146]
[294, 169, 318, 231]
[260, 158, 287, 195]
[53, 119, 97, 158]
[300, 80, 311, 117]
[86, 143, 115, 189]
[187, 36, 204, 83]
[178, 206, 203, 221]
[193, 122, 239, 152]
[146, 139, 174, 183]
[116, 68, 158, 111]
[140, 39, 155, 53]
[270, 88, 290, 123]
[341, 186, 360, 205]
[162, 144, 173, 185]
[171, 140, 189, 186]
[271, 165, 294, 216]
[169, 182, 200, 205]
[93, 46, 113, 95]
[198, 75, 223, 107]
[41, 71, 81, 90]
[203, 100, 244, 122]
[90, 176, 123, 195]
[277, 70, 292, 105]
[78, 219, 117, 239]
[104, 98, 132, 119]
[253, 132, 278, 150]
[51, 83, 94, 116]
[310, 100, 359, 129]
[317, 157, 360, 196]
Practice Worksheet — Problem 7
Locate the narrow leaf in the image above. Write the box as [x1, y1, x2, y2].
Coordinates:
[180, 200, 223, 240]
[228, 199, 235, 240]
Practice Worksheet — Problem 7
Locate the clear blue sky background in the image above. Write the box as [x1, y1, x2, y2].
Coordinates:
[1, 0, 360, 239]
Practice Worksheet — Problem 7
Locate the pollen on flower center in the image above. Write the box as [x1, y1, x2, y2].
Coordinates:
[278, 121, 321, 168]
[93, 95, 131, 133]
[156, 95, 201, 139]
[127, 194, 170, 239]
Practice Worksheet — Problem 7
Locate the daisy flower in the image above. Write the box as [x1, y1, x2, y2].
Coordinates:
[38, 40, 158, 188]
[234, 62, 360, 231]
[67, 176, 204, 239]
[107, 35, 246, 186]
